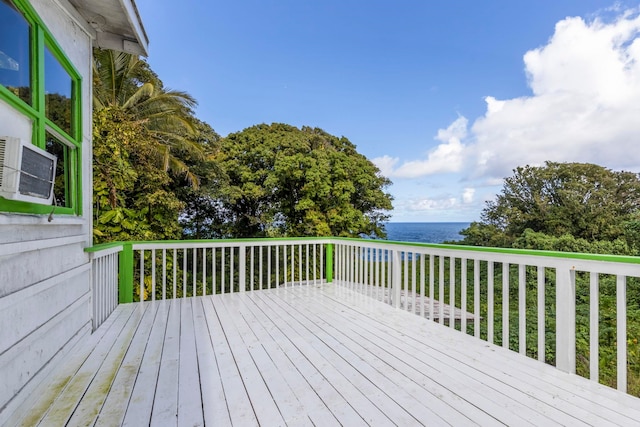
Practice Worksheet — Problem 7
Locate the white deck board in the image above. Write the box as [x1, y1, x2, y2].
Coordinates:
[12, 283, 640, 427]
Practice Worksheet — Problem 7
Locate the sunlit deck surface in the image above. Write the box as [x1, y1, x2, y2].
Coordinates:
[15, 284, 640, 426]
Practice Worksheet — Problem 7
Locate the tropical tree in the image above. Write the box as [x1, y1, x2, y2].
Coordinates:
[92, 49, 205, 242]
[93, 48, 202, 185]
[459, 162, 640, 251]
[200, 123, 393, 238]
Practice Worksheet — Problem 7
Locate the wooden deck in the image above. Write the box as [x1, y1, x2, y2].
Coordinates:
[11, 283, 640, 426]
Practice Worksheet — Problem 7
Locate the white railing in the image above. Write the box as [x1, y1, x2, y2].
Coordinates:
[129, 239, 330, 302]
[88, 245, 122, 330]
[88, 237, 640, 395]
[333, 238, 640, 394]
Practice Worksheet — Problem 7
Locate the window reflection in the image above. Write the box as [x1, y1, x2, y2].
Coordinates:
[45, 131, 69, 207]
[45, 47, 72, 135]
[0, 0, 31, 105]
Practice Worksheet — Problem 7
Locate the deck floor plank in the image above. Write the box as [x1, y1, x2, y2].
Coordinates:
[94, 302, 160, 427]
[219, 294, 315, 426]
[191, 298, 233, 427]
[177, 298, 205, 427]
[121, 301, 170, 426]
[150, 299, 181, 426]
[210, 293, 289, 426]
[327, 284, 640, 426]
[249, 290, 398, 426]
[242, 292, 368, 426]
[38, 303, 141, 426]
[11, 283, 640, 427]
[294, 286, 594, 426]
[257, 290, 461, 426]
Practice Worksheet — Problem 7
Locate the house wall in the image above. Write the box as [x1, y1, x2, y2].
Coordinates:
[0, 0, 94, 422]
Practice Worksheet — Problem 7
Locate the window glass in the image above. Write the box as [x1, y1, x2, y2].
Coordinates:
[45, 131, 69, 207]
[45, 46, 72, 135]
[0, 0, 31, 105]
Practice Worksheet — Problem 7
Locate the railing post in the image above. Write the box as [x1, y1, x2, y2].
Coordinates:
[556, 264, 576, 373]
[239, 246, 246, 292]
[391, 249, 401, 308]
[326, 243, 333, 283]
[119, 243, 134, 303]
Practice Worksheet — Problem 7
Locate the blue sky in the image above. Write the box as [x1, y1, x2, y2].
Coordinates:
[136, 0, 640, 222]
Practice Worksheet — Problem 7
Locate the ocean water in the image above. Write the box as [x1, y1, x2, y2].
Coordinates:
[384, 222, 471, 244]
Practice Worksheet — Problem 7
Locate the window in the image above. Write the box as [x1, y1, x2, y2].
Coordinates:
[0, 0, 30, 105]
[0, 0, 82, 215]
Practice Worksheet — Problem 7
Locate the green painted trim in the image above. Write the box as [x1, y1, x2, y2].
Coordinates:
[0, 0, 82, 216]
[326, 243, 333, 283]
[119, 243, 134, 303]
[330, 237, 640, 265]
[86, 236, 640, 266]
[85, 242, 126, 252]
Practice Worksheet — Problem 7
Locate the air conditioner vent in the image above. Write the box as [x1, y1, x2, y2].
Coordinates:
[0, 137, 57, 204]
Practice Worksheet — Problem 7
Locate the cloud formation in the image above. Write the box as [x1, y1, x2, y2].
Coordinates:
[380, 9, 640, 183]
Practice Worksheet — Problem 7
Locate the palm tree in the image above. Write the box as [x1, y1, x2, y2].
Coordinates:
[92, 48, 202, 186]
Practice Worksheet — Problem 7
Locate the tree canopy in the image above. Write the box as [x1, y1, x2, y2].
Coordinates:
[459, 161, 640, 254]
[183, 123, 393, 239]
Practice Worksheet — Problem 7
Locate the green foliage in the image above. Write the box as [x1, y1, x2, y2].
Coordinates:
[200, 123, 393, 238]
[93, 107, 184, 242]
[468, 161, 640, 247]
[455, 161, 640, 395]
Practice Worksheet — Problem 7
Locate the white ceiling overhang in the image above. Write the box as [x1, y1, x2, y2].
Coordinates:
[67, 0, 149, 56]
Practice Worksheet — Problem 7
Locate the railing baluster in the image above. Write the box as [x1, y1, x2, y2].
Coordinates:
[162, 249, 166, 300]
[392, 249, 401, 309]
[450, 257, 456, 328]
[537, 266, 545, 362]
[172, 248, 177, 299]
[461, 258, 467, 333]
[420, 254, 426, 318]
[519, 264, 526, 355]
[556, 266, 576, 374]
[230, 247, 235, 293]
[203, 248, 207, 296]
[617, 275, 627, 392]
[412, 252, 417, 314]
[151, 249, 156, 302]
[221, 247, 226, 294]
[502, 262, 509, 348]
[474, 259, 480, 338]
[259, 246, 263, 291]
[239, 246, 246, 292]
[439, 256, 445, 324]
[183, 248, 187, 297]
[590, 271, 599, 381]
[403, 251, 409, 311]
[193, 248, 197, 297]
[274, 246, 278, 288]
[488, 261, 494, 344]
[429, 255, 435, 322]
[267, 246, 272, 290]
[212, 248, 217, 295]
[250, 246, 255, 291]
[138, 249, 144, 302]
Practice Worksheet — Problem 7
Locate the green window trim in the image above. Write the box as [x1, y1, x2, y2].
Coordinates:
[0, 0, 82, 216]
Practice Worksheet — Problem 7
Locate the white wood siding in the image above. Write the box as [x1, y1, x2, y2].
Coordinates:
[0, 0, 94, 423]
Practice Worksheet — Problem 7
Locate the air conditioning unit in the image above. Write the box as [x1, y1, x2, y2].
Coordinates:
[0, 136, 57, 204]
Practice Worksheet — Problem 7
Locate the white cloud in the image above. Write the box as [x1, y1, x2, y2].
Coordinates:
[462, 187, 475, 204]
[405, 197, 458, 212]
[381, 9, 640, 185]
[468, 9, 640, 179]
[372, 155, 399, 178]
[378, 117, 468, 179]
